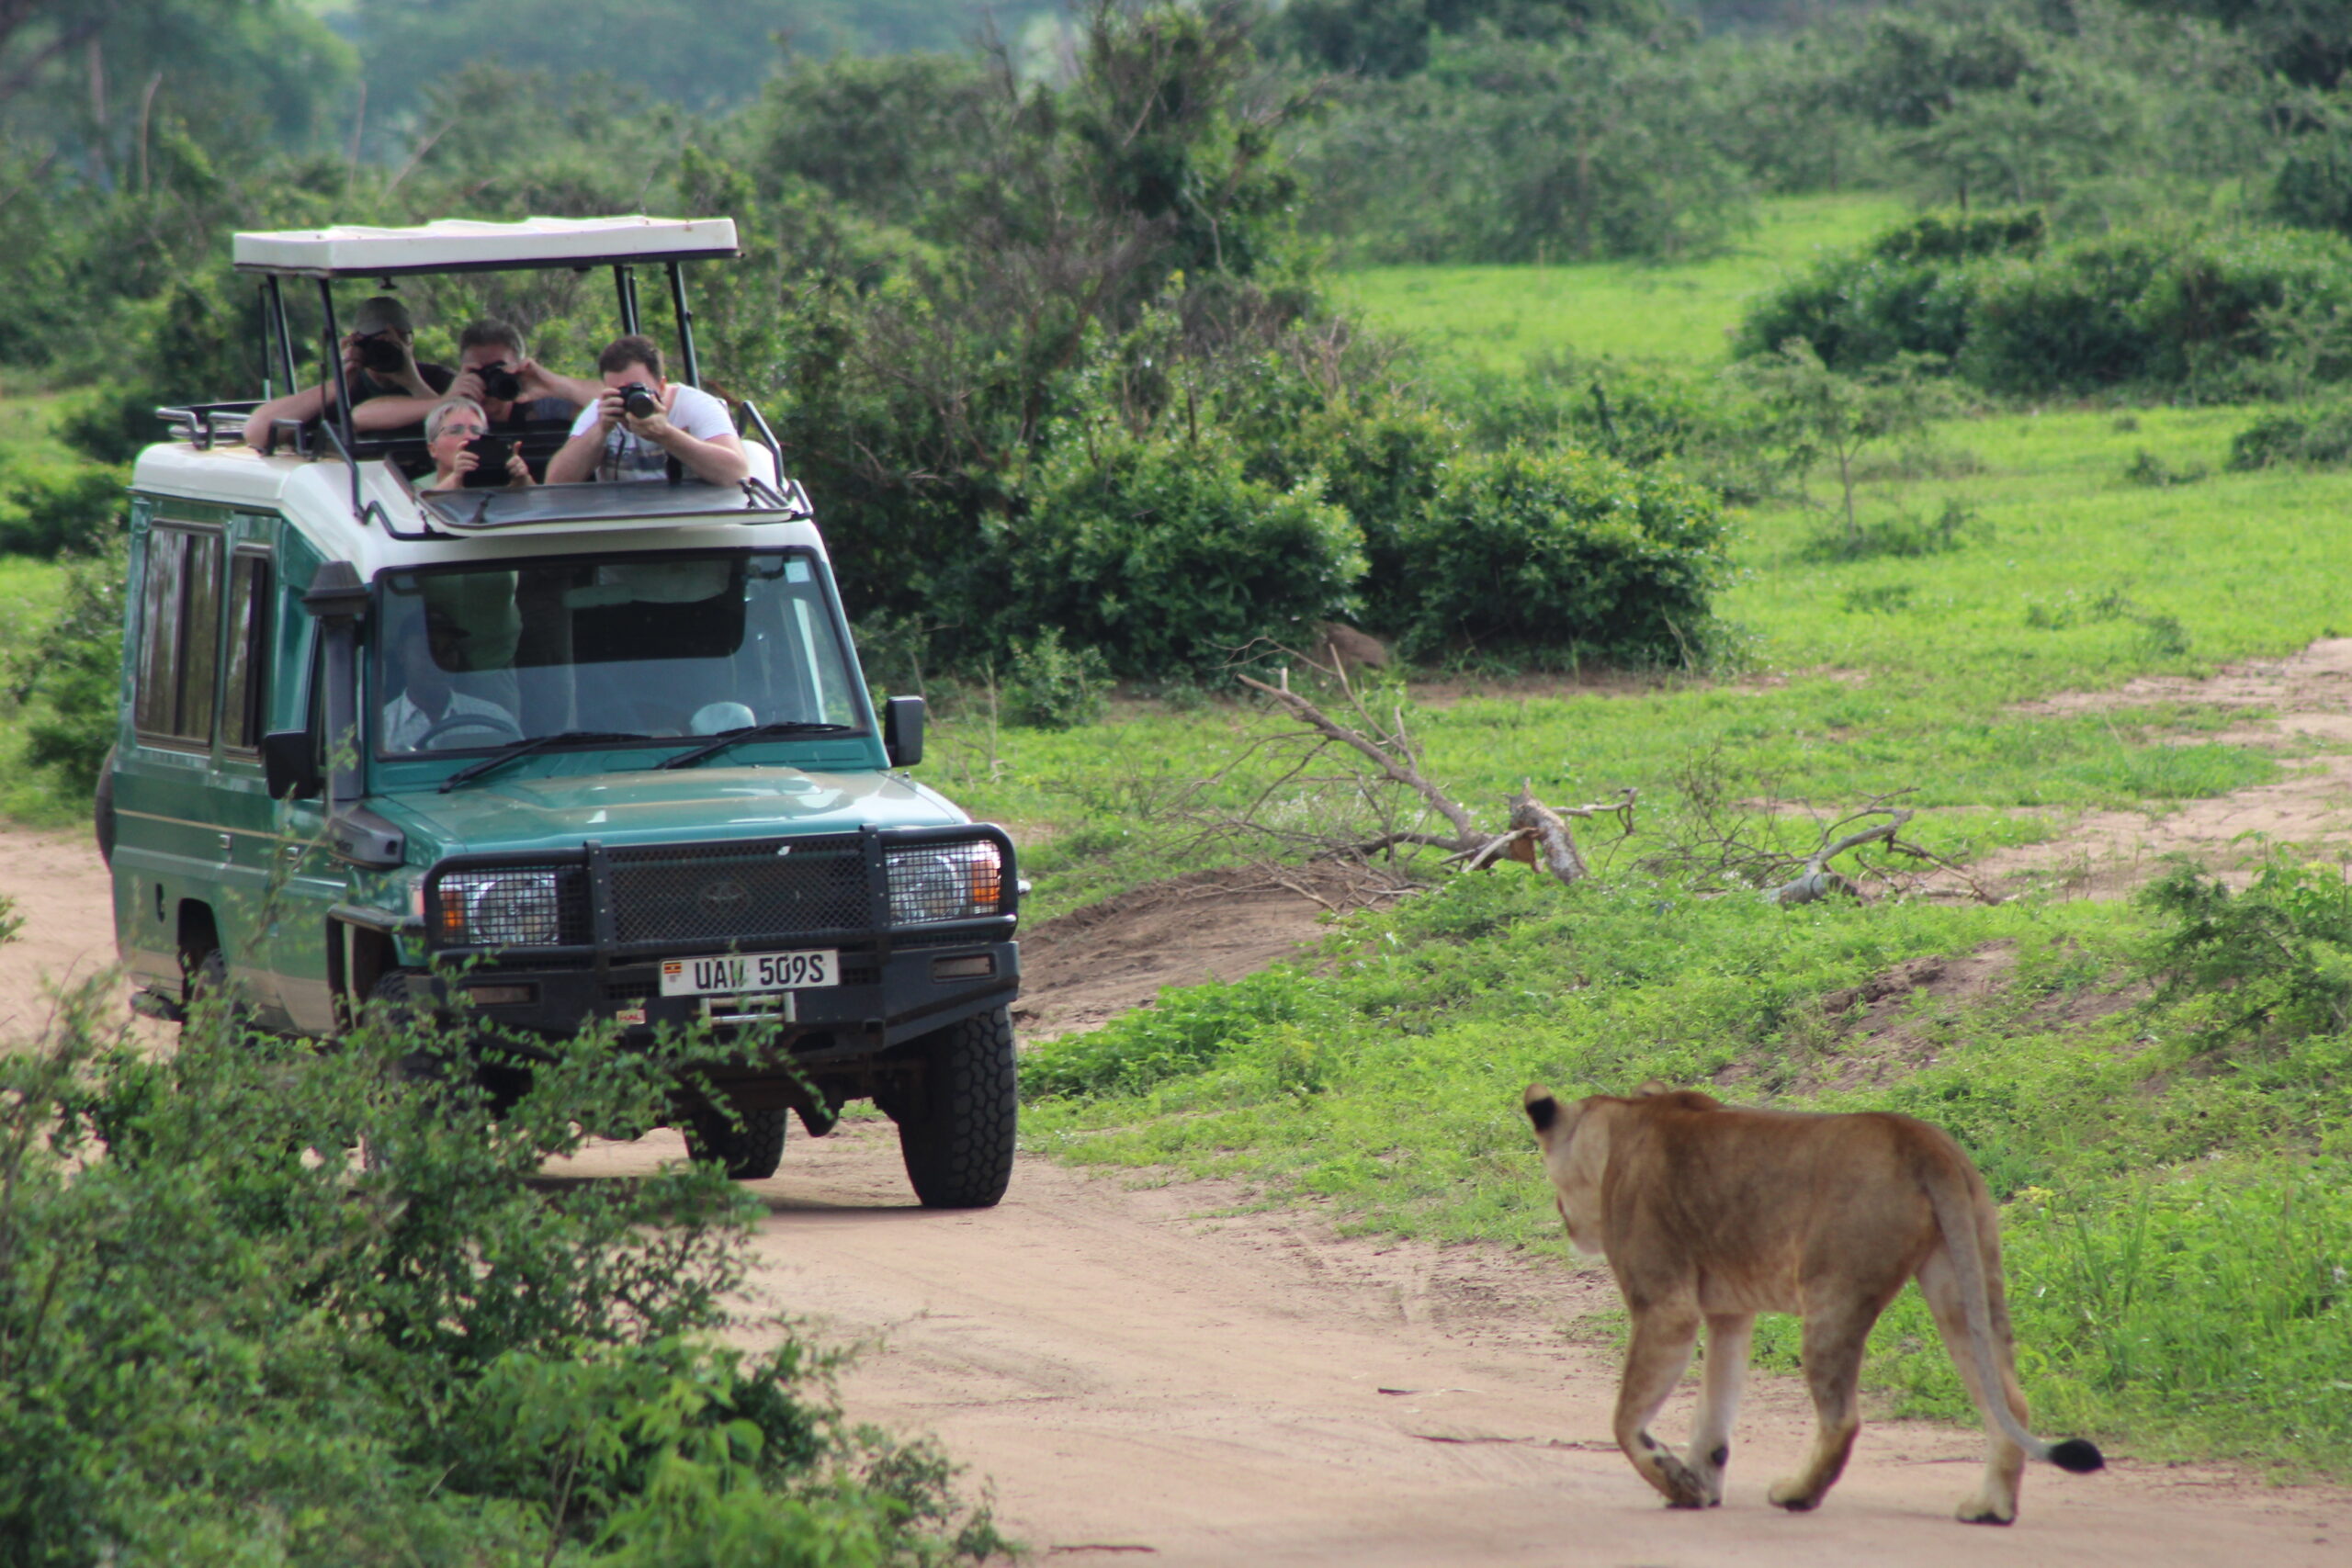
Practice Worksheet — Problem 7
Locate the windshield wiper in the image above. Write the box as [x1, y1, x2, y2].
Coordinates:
[655, 720, 857, 771]
[438, 730, 650, 793]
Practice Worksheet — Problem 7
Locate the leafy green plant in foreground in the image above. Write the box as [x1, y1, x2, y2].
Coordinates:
[0, 979, 999, 1564]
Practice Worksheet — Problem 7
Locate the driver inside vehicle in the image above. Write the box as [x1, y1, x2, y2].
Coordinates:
[379, 610, 519, 752]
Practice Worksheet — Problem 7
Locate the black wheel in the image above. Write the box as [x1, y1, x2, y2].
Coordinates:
[890, 1005, 1016, 1209]
[185, 947, 252, 1031]
[681, 1099, 789, 1181]
[94, 746, 116, 866]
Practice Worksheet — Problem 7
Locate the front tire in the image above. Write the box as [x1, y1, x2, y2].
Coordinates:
[682, 1100, 789, 1181]
[891, 1005, 1016, 1209]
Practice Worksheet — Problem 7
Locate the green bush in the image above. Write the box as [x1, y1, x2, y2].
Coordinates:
[2132, 226, 2352, 392]
[2271, 126, 2352, 240]
[2140, 856, 2352, 1047]
[2227, 401, 2352, 469]
[0, 981, 1001, 1562]
[0, 467, 124, 558]
[1001, 627, 1111, 731]
[1395, 446, 1731, 668]
[999, 428, 1364, 679]
[9, 543, 127, 803]
[1733, 209, 2041, 372]
[1271, 396, 1459, 636]
[1955, 233, 2171, 394]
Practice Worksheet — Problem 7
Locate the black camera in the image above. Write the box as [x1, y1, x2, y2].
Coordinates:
[478, 365, 523, 402]
[356, 333, 408, 377]
[617, 381, 661, 420]
[460, 435, 515, 489]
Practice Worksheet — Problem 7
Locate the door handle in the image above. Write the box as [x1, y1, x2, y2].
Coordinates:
[217, 832, 234, 859]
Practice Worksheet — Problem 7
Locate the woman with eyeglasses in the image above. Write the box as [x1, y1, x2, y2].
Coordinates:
[422, 396, 535, 493]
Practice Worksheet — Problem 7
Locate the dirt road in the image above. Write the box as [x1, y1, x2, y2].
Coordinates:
[571, 1121, 2349, 1566]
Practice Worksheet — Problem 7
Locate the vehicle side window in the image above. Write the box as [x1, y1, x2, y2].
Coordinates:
[132, 525, 225, 746]
[221, 551, 272, 753]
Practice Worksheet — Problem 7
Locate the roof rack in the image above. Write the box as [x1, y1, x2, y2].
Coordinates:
[231, 216, 739, 278]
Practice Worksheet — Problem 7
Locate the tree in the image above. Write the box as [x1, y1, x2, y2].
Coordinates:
[1732, 341, 1955, 549]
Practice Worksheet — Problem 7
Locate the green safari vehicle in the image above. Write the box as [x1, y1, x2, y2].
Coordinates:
[100, 216, 1020, 1206]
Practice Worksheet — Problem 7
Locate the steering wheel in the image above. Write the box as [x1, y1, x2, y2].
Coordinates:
[412, 712, 523, 750]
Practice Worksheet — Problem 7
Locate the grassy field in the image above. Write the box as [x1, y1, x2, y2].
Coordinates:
[984, 199, 2352, 1476]
[1331, 193, 1912, 371]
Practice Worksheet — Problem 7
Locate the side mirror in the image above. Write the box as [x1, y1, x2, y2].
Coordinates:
[882, 695, 925, 769]
[261, 729, 322, 800]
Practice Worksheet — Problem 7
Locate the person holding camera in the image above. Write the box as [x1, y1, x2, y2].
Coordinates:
[544, 333, 749, 486]
[240, 296, 454, 453]
[420, 397, 534, 494]
[364, 319, 598, 435]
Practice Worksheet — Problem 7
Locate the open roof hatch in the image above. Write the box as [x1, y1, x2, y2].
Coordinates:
[203, 215, 791, 536]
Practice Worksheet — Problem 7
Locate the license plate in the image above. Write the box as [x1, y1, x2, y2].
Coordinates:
[660, 949, 839, 998]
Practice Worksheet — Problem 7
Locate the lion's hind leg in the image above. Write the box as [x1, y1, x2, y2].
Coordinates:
[1767, 1301, 1877, 1513]
[1614, 1305, 1710, 1508]
[1917, 1248, 2029, 1525]
[1685, 1313, 1754, 1507]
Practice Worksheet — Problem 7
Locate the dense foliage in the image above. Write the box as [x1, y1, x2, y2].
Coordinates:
[0, 982, 1000, 1563]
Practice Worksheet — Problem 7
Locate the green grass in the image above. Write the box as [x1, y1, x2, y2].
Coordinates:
[1019, 873, 2352, 1473]
[1332, 194, 1912, 370]
[0, 394, 79, 486]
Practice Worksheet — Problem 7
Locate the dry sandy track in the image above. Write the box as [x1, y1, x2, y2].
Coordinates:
[6, 804, 2351, 1562]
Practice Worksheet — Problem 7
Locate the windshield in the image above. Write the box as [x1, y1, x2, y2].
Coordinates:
[372, 550, 864, 757]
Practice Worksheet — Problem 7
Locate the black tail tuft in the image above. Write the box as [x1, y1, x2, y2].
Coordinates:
[2046, 1438, 2104, 1473]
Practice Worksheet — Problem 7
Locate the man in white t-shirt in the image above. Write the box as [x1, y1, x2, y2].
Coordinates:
[545, 333, 751, 486]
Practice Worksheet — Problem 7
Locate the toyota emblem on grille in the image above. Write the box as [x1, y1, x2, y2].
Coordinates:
[698, 878, 750, 916]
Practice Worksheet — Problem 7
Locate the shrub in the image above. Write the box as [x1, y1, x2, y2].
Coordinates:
[2270, 126, 2352, 240]
[2132, 226, 2352, 393]
[0, 981, 1000, 1561]
[1278, 397, 1458, 636]
[1395, 446, 1731, 668]
[1001, 628, 1112, 731]
[999, 428, 1364, 680]
[1733, 209, 2041, 372]
[9, 543, 126, 802]
[2141, 857, 2352, 1048]
[1958, 233, 2172, 394]
[2227, 401, 2352, 469]
[0, 467, 124, 558]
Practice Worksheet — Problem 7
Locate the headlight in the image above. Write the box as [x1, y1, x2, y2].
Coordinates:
[435, 869, 564, 946]
[886, 840, 1003, 925]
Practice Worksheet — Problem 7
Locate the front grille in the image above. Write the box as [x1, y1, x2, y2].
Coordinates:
[607, 835, 869, 946]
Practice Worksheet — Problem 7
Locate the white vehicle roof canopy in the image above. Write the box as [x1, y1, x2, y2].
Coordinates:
[232, 215, 740, 277]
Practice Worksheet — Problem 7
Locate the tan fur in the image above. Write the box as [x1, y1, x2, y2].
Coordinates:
[1522, 1083, 2098, 1524]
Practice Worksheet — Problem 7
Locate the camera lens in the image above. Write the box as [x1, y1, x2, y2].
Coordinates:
[619, 382, 661, 420]
[479, 366, 522, 401]
[357, 334, 407, 376]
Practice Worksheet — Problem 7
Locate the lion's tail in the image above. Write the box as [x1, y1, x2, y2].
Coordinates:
[1923, 1170, 2106, 1475]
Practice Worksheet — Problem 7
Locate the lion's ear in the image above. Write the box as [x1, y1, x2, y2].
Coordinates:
[1523, 1084, 1561, 1134]
[1634, 1079, 1673, 1098]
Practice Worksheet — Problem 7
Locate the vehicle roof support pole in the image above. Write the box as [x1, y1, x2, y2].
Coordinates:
[614, 265, 641, 336]
[666, 261, 701, 389]
[318, 279, 362, 513]
[266, 276, 297, 397]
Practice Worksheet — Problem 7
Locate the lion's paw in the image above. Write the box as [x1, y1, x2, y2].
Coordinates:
[1767, 1477, 1821, 1512]
[1955, 1495, 2018, 1527]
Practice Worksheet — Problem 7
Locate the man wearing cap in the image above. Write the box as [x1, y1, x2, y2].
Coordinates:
[241, 296, 457, 454]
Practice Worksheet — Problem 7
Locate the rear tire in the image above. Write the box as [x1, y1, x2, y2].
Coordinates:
[94, 747, 116, 866]
[682, 1100, 789, 1181]
[891, 1005, 1016, 1209]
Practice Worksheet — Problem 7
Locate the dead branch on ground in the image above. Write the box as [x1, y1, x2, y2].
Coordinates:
[1231, 651, 1635, 887]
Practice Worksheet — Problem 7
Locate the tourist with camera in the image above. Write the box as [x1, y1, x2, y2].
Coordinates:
[240, 296, 454, 453]
[544, 333, 750, 486]
[419, 396, 534, 494]
[364, 319, 598, 436]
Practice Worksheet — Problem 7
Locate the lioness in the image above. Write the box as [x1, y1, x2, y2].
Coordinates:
[1522, 1082, 2102, 1524]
